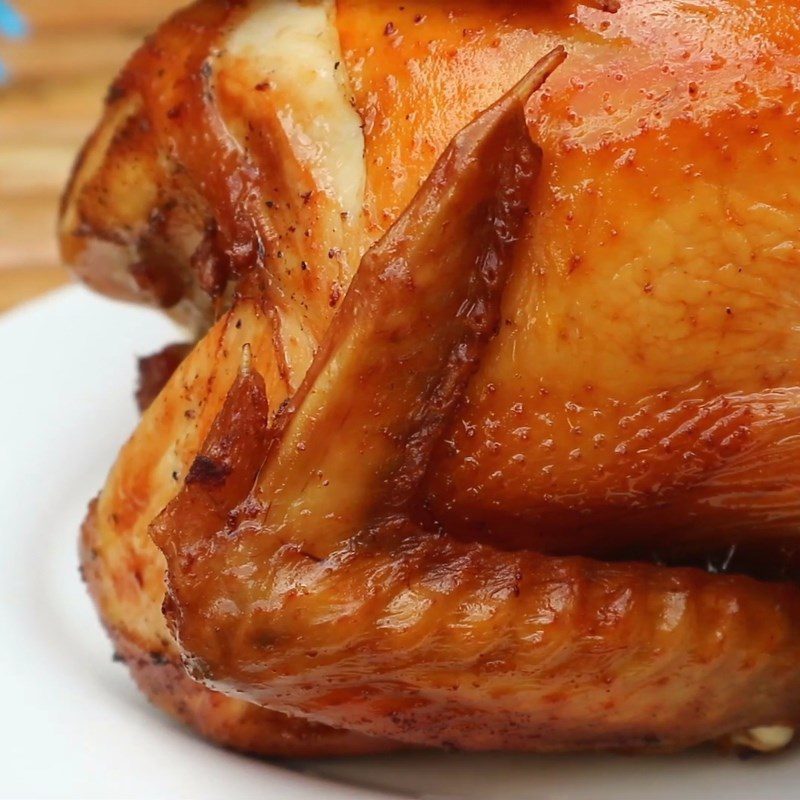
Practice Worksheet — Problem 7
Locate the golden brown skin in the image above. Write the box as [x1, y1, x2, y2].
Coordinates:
[63, 0, 800, 560]
[69, 0, 396, 756]
[82, 503, 391, 757]
[79, 302, 398, 757]
[62, 0, 800, 757]
[152, 58, 800, 751]
[343, 1, 800, 561]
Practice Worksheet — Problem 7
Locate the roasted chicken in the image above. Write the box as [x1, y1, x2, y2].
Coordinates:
[62, 0, 800, 756]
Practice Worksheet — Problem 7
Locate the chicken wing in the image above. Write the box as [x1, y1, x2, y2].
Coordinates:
[152, 51, 800, 752]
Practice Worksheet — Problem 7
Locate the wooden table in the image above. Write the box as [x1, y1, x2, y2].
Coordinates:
[0, 0, 182, 313]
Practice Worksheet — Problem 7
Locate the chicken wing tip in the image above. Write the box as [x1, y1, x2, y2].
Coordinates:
[509, 46, 567, 107]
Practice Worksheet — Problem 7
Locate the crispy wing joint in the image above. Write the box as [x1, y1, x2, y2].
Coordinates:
[152, 50, 800, 752]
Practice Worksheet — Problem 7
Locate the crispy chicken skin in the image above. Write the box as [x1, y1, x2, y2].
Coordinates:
[63, 0, 800, 756]
[79, 316, 398, 757]
[82, 503, 391, 757]
[152, 52, 800, 752]
[63, 0, 800, 557]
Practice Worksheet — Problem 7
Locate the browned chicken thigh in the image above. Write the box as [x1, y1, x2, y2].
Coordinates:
[62, 0, 800, 757]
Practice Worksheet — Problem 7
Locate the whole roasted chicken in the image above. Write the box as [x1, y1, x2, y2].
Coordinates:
[61, 0, 800, 757]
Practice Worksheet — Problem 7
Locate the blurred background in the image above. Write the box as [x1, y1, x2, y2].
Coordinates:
[0, 0, 182, 314]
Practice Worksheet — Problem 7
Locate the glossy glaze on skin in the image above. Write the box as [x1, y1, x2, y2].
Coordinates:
[61, 0, 800, 756]
[80, 301, 397, 756]
[153, 59, 800, 751]
[63, 0, 800, 558]
[81, 502, 395, 757]
[337, 0, 800, 555]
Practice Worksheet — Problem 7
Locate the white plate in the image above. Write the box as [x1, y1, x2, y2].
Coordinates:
[1, 286, 797, 800]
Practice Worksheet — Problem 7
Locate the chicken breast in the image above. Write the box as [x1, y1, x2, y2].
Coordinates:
[62, 0, 800, 755]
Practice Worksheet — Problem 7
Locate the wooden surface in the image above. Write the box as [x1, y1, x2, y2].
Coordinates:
[0, 0, 183, 313]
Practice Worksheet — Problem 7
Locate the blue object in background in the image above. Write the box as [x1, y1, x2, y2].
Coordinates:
[0, 2, 30, 84]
